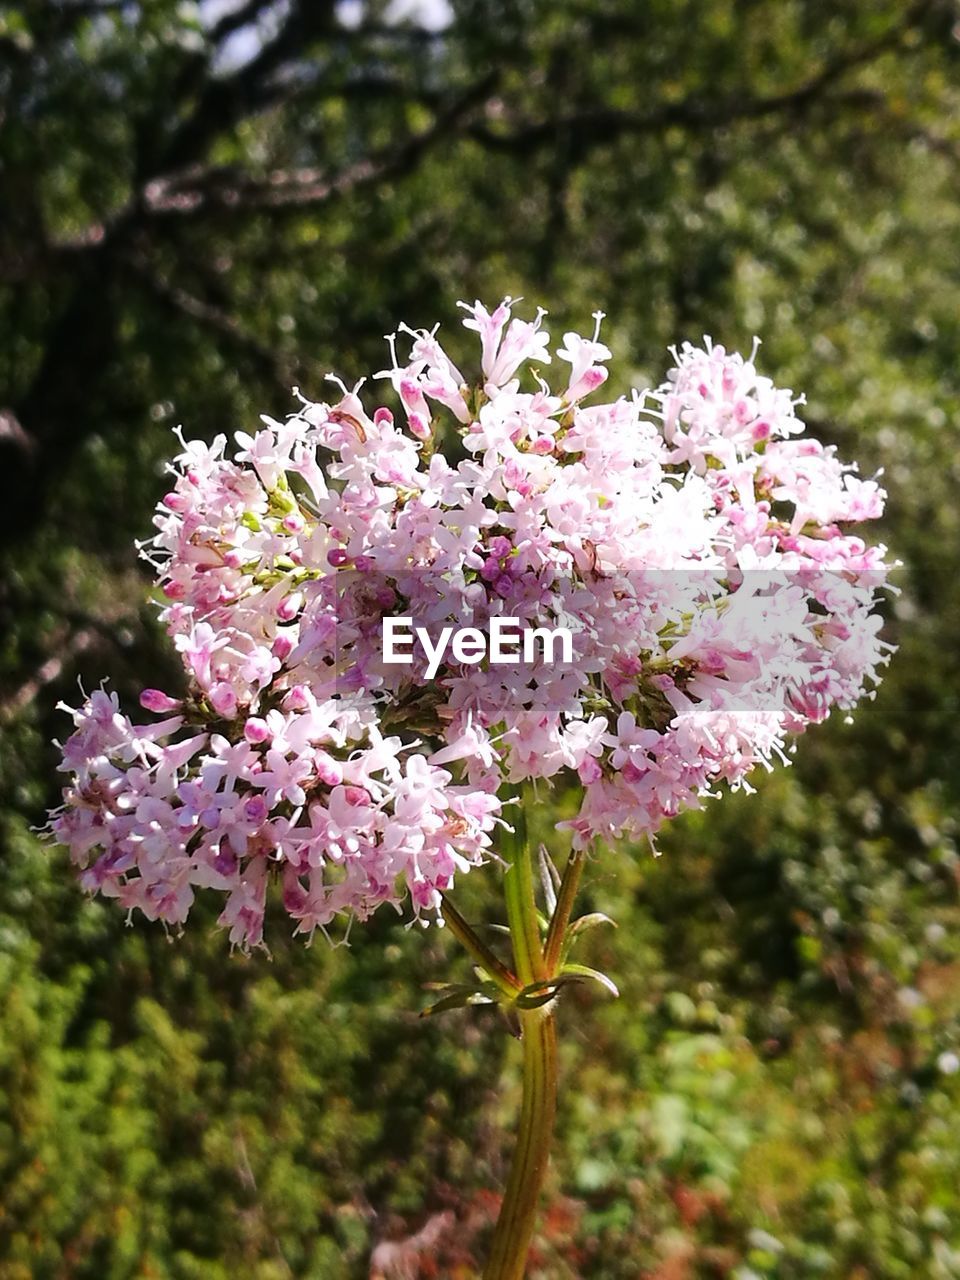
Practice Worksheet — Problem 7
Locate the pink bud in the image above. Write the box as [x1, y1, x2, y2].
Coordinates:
[243, 717, 270, 745]
[209, 683, 238, 718]
[282, 512, 305, 533]
[373, 407, 394, 427]
[243, 795, 269, 823]
[272, 631, 294, 661]
[327, 548, 350, 568]
[213, 846, 238, 876]
[315, 752, 343, 786]
[276, 592, 302, 622]
[283, 875, 308, 913]
[343, 785, 369, 807]
[285, 684, 310, 711]
[568, 366, 608, 402]
[139, 688, 181, 714]
[399, 378, 428, 417]
[408, 412, 431, 441]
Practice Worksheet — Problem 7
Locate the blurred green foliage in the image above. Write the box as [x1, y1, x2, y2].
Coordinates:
[2, 1, 960, 1275]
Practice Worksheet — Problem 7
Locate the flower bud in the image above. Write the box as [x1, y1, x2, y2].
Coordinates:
[276, 592, 302, 622]
[139, 689, 181, 714]
[243, 717, 271, 745]
[316, 752, 343, 786]
[272, 631, 295, 661]
[408, 412, 431, 441]
[209, 683, 238, 718]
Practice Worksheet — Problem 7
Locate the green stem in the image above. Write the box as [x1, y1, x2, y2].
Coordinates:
[440, 894, 520, 1000]
[483, 793, 558, 1279]
[543, 847, 586, 974]
[501, 804, 546, 987]
[483, 1007, 558, 1280]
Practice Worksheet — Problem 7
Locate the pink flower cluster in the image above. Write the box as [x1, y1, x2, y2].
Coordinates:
[49, 301, 890, 946]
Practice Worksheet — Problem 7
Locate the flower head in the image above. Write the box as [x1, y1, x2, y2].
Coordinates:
[48, 301, 891, 945]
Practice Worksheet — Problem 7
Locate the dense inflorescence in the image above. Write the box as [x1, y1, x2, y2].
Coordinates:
[48, 301, 890, 946]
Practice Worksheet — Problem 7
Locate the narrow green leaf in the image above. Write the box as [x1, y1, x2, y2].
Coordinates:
[559, 962, 620, 999]
[566, 912, 617, 942]
[538, 843, 560, 916]
[514, 985, 561, 1010]
[560, 912, 617, 963]
[420, 990, 495, 1018]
